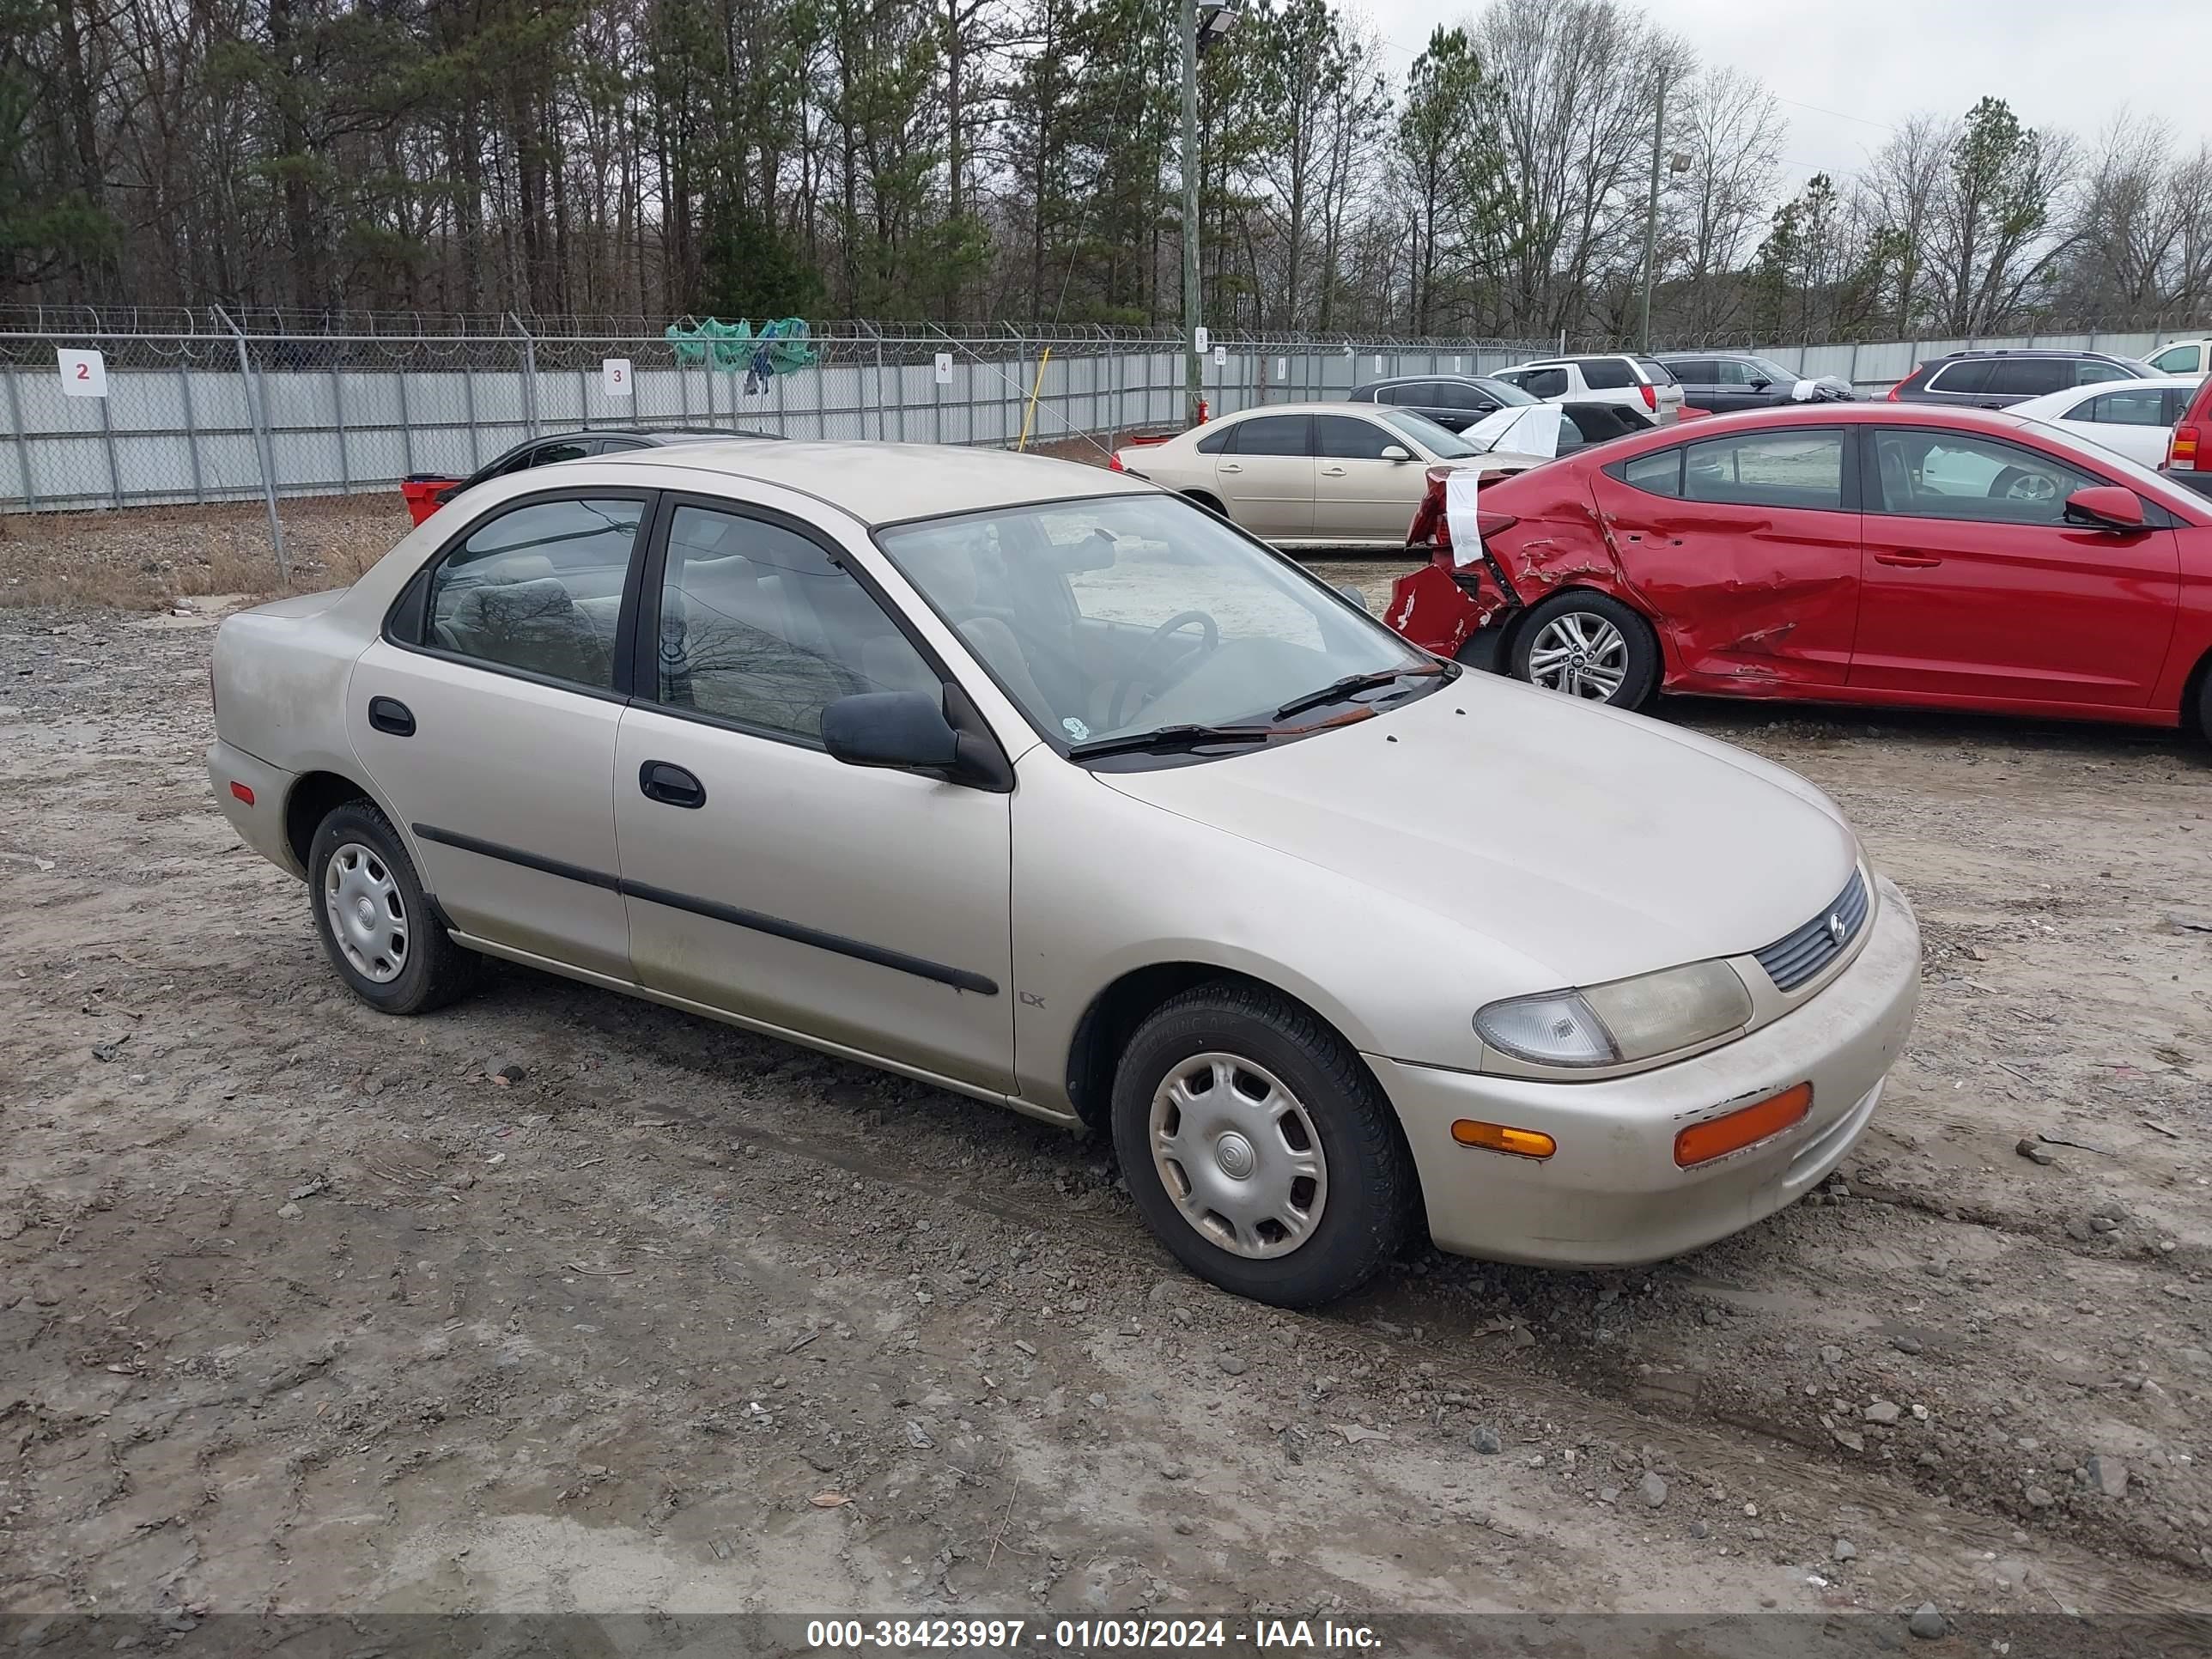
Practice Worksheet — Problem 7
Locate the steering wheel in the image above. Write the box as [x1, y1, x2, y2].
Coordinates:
[1107, 610, 1220, 729]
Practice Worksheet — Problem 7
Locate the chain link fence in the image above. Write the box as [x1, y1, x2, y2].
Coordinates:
[33, 307, 2197, 585]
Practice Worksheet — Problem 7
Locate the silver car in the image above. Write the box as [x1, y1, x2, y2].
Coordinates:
[1116, 402, 1549, 547]
[210, 441, 1920, 1306]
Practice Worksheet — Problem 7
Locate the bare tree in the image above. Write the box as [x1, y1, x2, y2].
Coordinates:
[1662, 65, 1781, 341]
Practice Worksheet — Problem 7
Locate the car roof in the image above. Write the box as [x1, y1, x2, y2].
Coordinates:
[597, 439, 1152, 526]
[1930, 349, 2139, 362]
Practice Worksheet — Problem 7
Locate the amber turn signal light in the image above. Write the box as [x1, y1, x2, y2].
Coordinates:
[1452, 1119, 1556, 1159]
[1674, 1082, 1813, 1168]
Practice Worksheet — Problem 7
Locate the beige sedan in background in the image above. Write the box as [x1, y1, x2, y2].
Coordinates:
[209, 440, 1918, 1308]
[1116, 401, 1546, 548]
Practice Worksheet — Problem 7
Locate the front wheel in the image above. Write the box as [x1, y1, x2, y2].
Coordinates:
[1509, 590, 1660, 708]
[1111, 983, 1415, 1307]
[307, 799, 483, 1014]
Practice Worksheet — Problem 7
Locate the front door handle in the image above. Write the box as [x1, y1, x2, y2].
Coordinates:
[367, 696, 415, 737]
[638, 760, 706, 809]
[1872, 551, 1943, 568]
[1321, 465, 1346, 476]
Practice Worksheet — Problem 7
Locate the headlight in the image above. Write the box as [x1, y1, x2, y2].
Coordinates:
[1474, 960, 1753, 1069]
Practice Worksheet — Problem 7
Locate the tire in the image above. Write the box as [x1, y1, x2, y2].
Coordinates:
[1110, 982, 1416, 1308]
[307, 798, 483, 1015]
[1508, 590, 1659, 708]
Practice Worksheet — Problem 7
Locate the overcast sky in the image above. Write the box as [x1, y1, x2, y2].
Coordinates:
[1360, 0, 2212, 189]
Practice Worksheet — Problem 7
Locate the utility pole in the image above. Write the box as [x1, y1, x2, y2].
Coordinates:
[1181, 0, 1202, 427]
[1638, 66, 1668, 353]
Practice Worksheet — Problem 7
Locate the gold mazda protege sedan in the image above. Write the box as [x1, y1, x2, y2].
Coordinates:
[209, 440, 1920, 1307]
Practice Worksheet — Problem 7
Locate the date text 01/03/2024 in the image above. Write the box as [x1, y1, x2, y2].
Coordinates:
[803, 1618, 1382, 1651]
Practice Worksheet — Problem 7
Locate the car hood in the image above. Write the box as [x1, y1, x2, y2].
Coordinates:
[1096, 674, 1860, 988]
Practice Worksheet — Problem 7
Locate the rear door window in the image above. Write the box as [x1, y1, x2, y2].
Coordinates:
[1682, 429, 1847, 511]
[1231, 414, 1313, 457]
[421, 496, 646, 690]
[2081, 389, 2170, 427]
[1987, 359, 2073, 398]
[2074, 359, 2132, 385]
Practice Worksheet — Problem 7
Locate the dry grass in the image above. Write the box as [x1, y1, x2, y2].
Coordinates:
[0, 495, 410, 611]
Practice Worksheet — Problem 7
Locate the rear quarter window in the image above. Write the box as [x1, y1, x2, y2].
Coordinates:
[1925, 360, 1994, 395]
[1634, 357, 1677, 386]
[1609, 447, 1684, 497]
[1578, 358, 1635, 390]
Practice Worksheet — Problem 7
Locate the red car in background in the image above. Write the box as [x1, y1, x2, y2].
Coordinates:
[1388, 404, 2212, 734]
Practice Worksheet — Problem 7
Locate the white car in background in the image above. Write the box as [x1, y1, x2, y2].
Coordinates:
[2144, 339, 2211, 380]
[2003, 376, 2203, 471]
[1492, 354, 1684, 427]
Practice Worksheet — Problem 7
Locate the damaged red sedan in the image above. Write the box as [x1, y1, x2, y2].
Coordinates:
[1389, 404, 2212, 732]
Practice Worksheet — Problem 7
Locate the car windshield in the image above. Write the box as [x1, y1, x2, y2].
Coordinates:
[1747, 357, 1799, 383]
[1474, 377, 1538, 406]
[876, 494, 1437, 755]
[1379, 408, 1478, 458]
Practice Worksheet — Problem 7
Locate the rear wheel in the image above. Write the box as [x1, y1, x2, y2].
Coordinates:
[1111, 983, 1415, 1307]
[307, 799, 482, 1014]
[1509, 590, 1659, 708]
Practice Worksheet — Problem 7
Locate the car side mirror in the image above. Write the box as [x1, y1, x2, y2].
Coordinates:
[1379, 445, 1412, 463]
[822, 690, 961, 770]
[2063, 485, 2147, 532]
[1749, 378, 1771, 392]
[1334, 583, 1371, 613]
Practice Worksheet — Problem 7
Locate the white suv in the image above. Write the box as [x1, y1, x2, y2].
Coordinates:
[1494, 355, 1684, 426]
[2144, 339, 2211, 380]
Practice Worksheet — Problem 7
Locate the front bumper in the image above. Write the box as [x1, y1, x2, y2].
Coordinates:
[1372, 874, 1920, 1267]
[208, 739, 305, 879]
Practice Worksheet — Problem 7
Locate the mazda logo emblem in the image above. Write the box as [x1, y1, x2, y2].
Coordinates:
[1826, 913, 1846, 945]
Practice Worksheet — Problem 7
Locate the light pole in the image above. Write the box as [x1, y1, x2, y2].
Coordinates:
[1638, 68, 1667, 353]
[1184, 0, 1238, 427]
[1182, 0, 1201, 426]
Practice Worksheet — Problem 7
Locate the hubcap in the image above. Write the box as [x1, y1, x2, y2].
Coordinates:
[1527, 612, 1629, 701]
[2002, 472, 2058, 502]
[323, 841, 409, 985]
[1149, 1054, 1328, 1259]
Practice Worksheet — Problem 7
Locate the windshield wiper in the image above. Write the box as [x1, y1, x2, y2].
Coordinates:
[1272, 664, 1444, 723]
[1066, 724, 1276, 760]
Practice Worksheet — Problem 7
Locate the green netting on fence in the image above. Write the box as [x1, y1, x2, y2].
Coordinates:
[664, 318, 817, 386]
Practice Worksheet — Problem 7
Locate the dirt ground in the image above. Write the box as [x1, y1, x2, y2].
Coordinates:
[3, 510, 2211, 1644]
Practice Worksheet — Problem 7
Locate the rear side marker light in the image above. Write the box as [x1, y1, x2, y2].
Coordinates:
[229, 781, 255, 805]
[1452, 1119, 1556, 1160]
[1674, 1083, 1813, 1168]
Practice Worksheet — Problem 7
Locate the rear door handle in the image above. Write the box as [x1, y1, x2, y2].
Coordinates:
[1872, 551, 1943, 568]
[367, 696, 415, 737]
[1218, 462, 1243, 473]
[638, 760, 706, 809]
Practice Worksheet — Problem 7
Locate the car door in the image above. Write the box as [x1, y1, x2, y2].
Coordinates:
[1915, 359, 1995, 407]
[611, 495, 1016, 1091]
[2059, 386, 2181, 470]
[347, 490, 649, 980]
[1851, 426, 2181, 708]
[1589, 425, 1861, 689]
[1667, 359, 1719, 410]
[1211, 412, 1315, 540]
[1313, 413, 1425, 541]
[1422, 380, 1500, 432]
